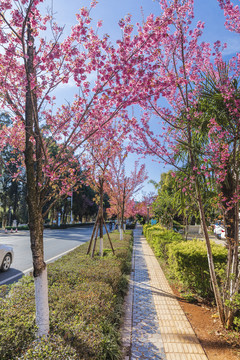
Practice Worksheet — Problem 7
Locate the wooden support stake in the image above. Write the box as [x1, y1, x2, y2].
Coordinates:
[87, 211, 99, 255]
[91, 222, 99, 258]
[103, 219, 115, 255]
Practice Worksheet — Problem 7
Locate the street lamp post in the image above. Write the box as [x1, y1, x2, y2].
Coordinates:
[147, 206, 150, 224]
[70, 192, 73, 224]
[8, 206, 12, 227]
[58, 212, 61, 227]
[68, 193, 73, 224]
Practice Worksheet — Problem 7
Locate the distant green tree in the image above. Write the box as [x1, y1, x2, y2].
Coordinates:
[0, 149, 27, 226]
[152, 171, 180, 229]
[73, 184, 98, 223]
[152, 170, 217, 230]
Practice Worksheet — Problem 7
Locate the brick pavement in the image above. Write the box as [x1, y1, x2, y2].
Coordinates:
[121, 226, 209, 360]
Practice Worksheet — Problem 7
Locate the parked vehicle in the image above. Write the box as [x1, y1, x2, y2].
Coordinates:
[0, 244, 14, 271]
[214, 223, 225, 239]
[220, 225, 240, 240]
[220, 228, 226, 240]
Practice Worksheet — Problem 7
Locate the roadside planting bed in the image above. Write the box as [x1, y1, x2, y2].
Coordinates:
[0, 230, 133, 360]
[143, 224, 228, 301]
[143, 224, 240, 359]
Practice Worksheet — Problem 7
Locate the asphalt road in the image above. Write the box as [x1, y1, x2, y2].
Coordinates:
[0, 225, 97, 285]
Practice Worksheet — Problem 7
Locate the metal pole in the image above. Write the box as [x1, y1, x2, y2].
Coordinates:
[70, 192, 73, 224]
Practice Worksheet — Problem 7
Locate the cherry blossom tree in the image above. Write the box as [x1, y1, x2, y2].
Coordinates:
[107, 196, 138, 222]
[134, 193, 155, 224]
[0, 0, 172, 337]
[218, 0, 240, 33]
[128, 0, 240, 327]
[197, 62, 240, 328]
[107, 153, 147, 239]
[84, 122, 127, 256]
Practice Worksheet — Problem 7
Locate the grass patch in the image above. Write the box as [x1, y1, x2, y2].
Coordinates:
[0, 230, 133, 360]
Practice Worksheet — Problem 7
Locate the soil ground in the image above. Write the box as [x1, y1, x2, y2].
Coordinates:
[171, 285, 240, 360]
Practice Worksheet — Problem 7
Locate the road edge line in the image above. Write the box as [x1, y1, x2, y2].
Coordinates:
[0, 244, 80, 285]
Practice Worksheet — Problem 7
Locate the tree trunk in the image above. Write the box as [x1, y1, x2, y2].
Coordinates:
[187, 120, 225, 325]
[120, 186, 125, 240]
[221, 169, 239, 328]
[34, 266, 49, 337]
[195, 178, 225, 325]
[120, 228, 124, 240]
[25, 144, 49, 338]
[184, 216, 188, 241]
[25, 23, 49, 337]
[99, 179, 104, 256]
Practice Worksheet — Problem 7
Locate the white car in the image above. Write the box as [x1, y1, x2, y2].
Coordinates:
[214, 224, 225, 239]
[0, 244, 14, 271]
[220, 229, 226, 239]
[220, 226, 240, 240]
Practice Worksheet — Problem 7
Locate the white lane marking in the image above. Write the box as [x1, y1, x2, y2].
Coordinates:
[0, 245, 80, 285]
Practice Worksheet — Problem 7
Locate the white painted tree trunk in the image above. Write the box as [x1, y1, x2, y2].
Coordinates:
[34, 267, 49, 337]
[123, 223, 126, 231]
[99, 237, 103, 257]
[120, 228, 123, 240]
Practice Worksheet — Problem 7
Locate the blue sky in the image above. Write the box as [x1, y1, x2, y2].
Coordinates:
[48, 0, 240, 53]
[44, 0, 240, 200]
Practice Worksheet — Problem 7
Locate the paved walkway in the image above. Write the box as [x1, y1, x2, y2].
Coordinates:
[122, 226, 208, 360]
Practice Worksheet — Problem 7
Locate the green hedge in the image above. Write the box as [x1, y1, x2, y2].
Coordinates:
[143, 223, 183, 259]
[143, 223, 151, 236]
[0, 231, 133, 360]
[5, 225, 29, 231]
[126, 222, 136, 230]
[144, 224, 228, 301]
[151, 229, 183, 259]
[44, 222, 94, 229]
[167, 239, 227, 299]
[143, 223, 162, 240]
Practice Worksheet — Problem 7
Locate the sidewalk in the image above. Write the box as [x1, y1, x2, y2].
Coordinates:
[121, 226, 208, 360]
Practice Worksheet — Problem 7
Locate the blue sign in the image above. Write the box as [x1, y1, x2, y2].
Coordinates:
[151, 219, 157, 225]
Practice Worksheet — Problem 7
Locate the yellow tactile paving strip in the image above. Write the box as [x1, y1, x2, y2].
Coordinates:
[141, 235, 209, 360]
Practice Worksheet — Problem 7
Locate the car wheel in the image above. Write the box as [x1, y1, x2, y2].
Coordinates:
[1, 254, 12, 272]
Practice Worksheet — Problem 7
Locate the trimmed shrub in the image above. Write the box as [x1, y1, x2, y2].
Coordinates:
[18, 335, 78, 359]
[44, 222, 94, 229]
[0, 277, 36, 360]
[142, 223, 151, 237]
[143, 223, 163, 240]
[150, 229, 184, 259]
[144, 224, 183, 259]
[5, 225, 29, 231]
[167, 239, 227, 299]
[144, 224, 228, 302]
